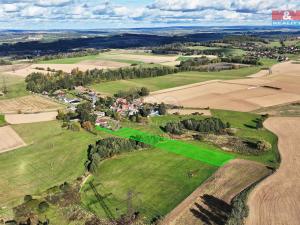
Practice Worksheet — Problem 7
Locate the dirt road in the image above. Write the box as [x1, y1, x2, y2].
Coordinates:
[246, 117, 300, 225]
[162, 159, 271, 225]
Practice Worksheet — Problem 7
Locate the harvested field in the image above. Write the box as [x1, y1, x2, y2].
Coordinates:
[0, 95, 62, 114]
[5, 112, 58, 124]
[168, 109, 211, 116]
[0, 126, 26, 154]
[162, 159, 271, 225]
[246, 117, 300, 225]
[146, 61, 300, 112]
[5, 62, 128, 77]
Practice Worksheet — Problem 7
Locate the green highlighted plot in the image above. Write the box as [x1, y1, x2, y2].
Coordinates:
[96, 126, 234, 166]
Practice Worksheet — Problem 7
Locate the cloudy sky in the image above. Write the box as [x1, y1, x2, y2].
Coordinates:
[0, 0, 298, 29]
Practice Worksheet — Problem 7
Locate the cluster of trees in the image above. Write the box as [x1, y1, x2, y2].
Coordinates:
[163, 117, 230, 135]
[179, 56, 215, 68]
[34, 49, 104, 62]
[85, 137, 149, 172]
[25, 66, 179, 93]
[0, 59, 12, 65]
[220, 56, 261, 65]
[115, 87, 150, 99]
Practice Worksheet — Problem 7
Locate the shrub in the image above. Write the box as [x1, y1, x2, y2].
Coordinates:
[257, 140, 272, 152]
[68, 122, 81, 131]
[24, 195, 33, 203]
[38, 201, 49, 213]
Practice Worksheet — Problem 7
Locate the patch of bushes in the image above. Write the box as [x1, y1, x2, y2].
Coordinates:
[114, 87, 150, 99]
[85, 137, 150, 173]
[38, 201, 49, 213]
[163, 117, 229, 135]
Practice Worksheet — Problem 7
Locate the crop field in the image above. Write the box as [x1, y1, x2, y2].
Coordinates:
[0, 95, 62, 113]
[0, 126, 26, 154]
[91, 66, 261, 95]
[37, 50, 178, 65]
[0, 121, 99, 207]
[0, 73, 28, 99]
[146, 61, 300, 112]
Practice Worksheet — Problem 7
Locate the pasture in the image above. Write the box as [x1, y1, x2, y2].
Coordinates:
[91, 66, 261, 95]
[80, 149, 218, 221]
[81, 109, 279, 221]
[0, 121, 98, 207]
[0, 73, 28, 99]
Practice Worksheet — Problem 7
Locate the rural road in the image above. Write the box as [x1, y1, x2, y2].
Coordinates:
[246, 117, 300, 225]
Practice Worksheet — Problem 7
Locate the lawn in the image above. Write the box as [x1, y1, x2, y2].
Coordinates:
[80, 149, 218, 221]
[0, 73, 28, 99]
[0, 121, 98, 208]
[90, 66, 261, 95]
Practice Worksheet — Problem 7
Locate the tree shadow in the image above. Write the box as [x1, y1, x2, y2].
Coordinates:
[190, 194, 232, 225]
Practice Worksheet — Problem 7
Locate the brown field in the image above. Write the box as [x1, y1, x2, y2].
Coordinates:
[0, 95, 62, 114]
[146, 61, 300, 112]
[5, 112, 58, 124]
[162, 159, 271, 225]
[5, 62, 128, 77]
[0, 126, 26, 154]
[246, 117, 300, 225]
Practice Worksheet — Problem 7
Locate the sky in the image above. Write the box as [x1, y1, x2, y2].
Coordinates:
[0, 0, 299, 29]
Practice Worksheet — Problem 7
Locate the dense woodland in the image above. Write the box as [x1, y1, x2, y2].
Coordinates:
[25, 66, 179, 93]
[85, 137, 149, 173]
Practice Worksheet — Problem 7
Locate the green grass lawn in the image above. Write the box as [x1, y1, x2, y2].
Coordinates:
[90, 66, 261, 95]
[0, 74, 28, 99]
[80, 149, 217, 221]
[0, 114, 5, 126]
[0, 121, 98, 207]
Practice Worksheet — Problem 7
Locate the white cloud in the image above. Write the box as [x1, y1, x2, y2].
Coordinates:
[21, 5, 49, 17]
[35, 0, 73, 7]
[2, 4, 19, 12]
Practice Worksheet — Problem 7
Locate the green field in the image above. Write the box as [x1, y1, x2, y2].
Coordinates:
[0, 121, 98, 207]
[38, 53, 145, 65]
[80, 149, 218, 220]
[96, 126, 235, 166]
[0, 114, 5, 126]
[90, 66, 261, 95]
[82, 110, 279, 221]
[0, 74, 28, 99]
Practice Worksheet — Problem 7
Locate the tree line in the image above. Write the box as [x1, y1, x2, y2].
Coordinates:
[85, 137, 149, 173]
[25, 66, 179, 93]
[162, 117, 230, 135]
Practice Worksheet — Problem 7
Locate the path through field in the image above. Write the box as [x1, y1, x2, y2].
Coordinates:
[246, 117, 300, 225]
